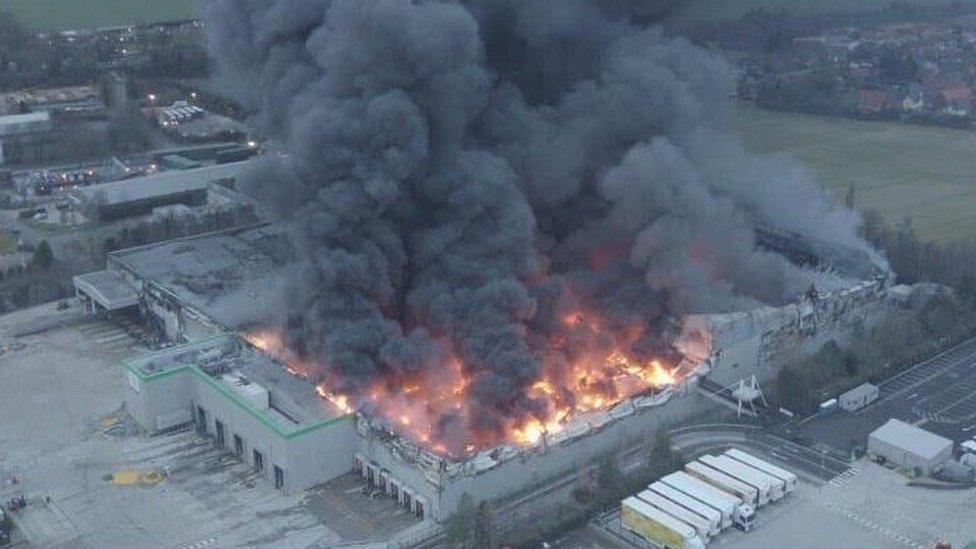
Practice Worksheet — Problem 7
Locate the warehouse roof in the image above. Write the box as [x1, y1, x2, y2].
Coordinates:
[73, 270, 139, 311]
[0, 111, 50, 126]
[72, 161, 250, 207]
[869, 419, 952, 460]
[108, 223, 294, 330]
[123, 336, 348, 436]
[0, 111, 51, 136]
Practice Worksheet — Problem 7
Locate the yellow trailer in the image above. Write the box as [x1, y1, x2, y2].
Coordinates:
[622, 497, 706, 549]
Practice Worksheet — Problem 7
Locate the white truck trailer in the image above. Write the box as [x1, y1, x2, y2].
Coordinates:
[701, 454, 785, 502]
[662, 471, 755, 531]
[622, 497, 706, 549]
[649, 481, 723, 536]
[685, 461, 762, 507]
[637, 489, 714, 542]
[724, 448, 797, 495]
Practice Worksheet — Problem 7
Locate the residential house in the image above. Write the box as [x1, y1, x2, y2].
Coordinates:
[859, 89, 891, 114]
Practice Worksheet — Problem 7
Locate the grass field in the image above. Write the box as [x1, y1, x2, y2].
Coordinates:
[4, 0, 197, 31]
[729, 106, 976, 244]
[675, 0, 976, 22]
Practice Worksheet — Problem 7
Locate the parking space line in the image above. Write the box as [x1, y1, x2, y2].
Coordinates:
[863, 338, 976, 413]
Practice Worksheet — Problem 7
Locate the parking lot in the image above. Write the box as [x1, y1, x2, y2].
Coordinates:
[873, 337, 976, 403]
[802, 335, 976, 451]
[559, 455, 976, 549]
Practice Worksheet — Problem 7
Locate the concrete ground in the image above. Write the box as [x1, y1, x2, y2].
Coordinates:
[303, 474, 420, 541]
[564, 434, 976, 549]
[0, 302, 420, 548]
[718, 460, 976, 549]
[569, 460, 976, 549]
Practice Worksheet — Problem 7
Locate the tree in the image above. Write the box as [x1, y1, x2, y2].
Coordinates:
[648, 430, 678, 477]
[474, 501, 494, 549]
[879, 49, 919, 83]
[445, 493, 477, 547]
[845, 183, 856, 210]
[595, 454, 623, 503]
[31, 240, 54, 271]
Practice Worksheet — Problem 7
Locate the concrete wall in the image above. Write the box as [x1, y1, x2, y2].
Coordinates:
[141, 287, 183, 341]
[707, 282, 891, 387]
[358, 390, 707, 521]
[287, 417, 357, 490]
[128, 362, 357, 492]
[190, 377, 354, 492]
[125, 369, 193, 434]
[867, 436, 952, 475]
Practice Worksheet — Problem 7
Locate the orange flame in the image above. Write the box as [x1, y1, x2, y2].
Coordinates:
[246, 305, 702, 458]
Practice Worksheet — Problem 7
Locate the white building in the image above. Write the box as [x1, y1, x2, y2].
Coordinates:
[0, 111, 52, 165]
[124, 336, 355, 493]
[868, 419, 953, 475]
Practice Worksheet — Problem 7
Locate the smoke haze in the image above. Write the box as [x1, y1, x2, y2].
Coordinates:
[206, 0, 869, 449]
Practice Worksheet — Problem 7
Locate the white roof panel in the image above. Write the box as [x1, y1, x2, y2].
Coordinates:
[870, 419, 952, 460]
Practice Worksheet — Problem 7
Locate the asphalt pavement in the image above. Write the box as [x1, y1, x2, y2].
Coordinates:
[801, 335, 976, 453]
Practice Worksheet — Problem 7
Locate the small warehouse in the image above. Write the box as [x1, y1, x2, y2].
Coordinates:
[868, 419, 953, 475]
[70, 161, 250, 221]
[0, 111, 53, 166]
[839, 383, 879, 412]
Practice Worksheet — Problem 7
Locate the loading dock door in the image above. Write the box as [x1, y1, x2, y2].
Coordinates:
[196, 406, 206, 435]
[274, 465, 284, 489]
[215, 420, 225, 448]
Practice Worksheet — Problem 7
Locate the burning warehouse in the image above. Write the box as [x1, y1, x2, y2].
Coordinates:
[74, 0, 902, 525]
[77, 217, 892, 520]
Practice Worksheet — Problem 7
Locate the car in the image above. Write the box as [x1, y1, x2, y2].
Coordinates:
[959, 439, 976, 453]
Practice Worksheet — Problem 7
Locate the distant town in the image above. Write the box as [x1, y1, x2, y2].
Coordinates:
[711, 5, 976, 127]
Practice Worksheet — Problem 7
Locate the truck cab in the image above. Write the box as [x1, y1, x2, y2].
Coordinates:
[735, 503, 756, 532]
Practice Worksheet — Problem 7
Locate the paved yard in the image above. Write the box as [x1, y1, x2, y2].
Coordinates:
[0, 302, 418, 548]
[803, 336, 976, 452]
[565, 450, 976, 549]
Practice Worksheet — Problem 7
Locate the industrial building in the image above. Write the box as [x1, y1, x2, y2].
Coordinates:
[69, 161, 253, 221]
[123, 335, 355, 492]
[73, 223, 290, 330]
[868, 419, 953, 475]
[71, 220, 912, 522]
[0, 111, 53, 166]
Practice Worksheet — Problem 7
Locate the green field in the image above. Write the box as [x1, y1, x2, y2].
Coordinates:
[3, 0, 197, 31]
[729, 106, 976, 244]
[675, 0, 976, 22]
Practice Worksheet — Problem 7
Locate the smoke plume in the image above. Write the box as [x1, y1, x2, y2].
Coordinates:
[206, 0, 868, 450]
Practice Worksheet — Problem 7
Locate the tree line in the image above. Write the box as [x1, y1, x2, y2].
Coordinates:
[775, 205, 976, 414]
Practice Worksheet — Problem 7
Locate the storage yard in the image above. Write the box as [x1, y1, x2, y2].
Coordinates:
[577, 446, 976, 549]
[618, 449, 796, 548]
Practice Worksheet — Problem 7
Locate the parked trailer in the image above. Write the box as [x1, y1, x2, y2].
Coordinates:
[724, 449, 797, 494]
[661, 472, 755, 531]
[685, 461, 761, 507]
[622, 497, 706, 549]
[637, 489, 714, 542]
[649, 482, 723, 536]
[700, 454, 784, 502]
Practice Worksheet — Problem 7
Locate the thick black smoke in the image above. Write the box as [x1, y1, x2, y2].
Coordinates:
[206, 0, 867, 445]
